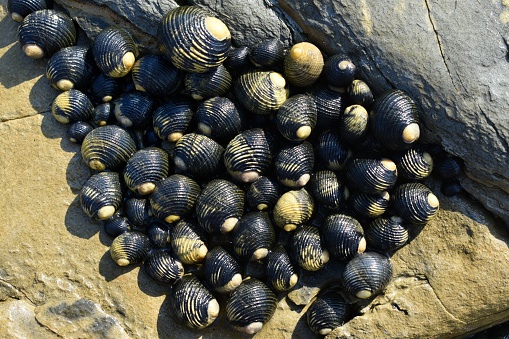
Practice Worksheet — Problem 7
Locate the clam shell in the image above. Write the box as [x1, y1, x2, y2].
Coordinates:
[275, 141, 315, 188]
[46, 46, 97, 91]
[195, 96, 242, 143]
[174, 133, 225, 179]
[144, 249, 184, 284]
[345, 158, 398, 194]
[315, 130, 352, 171]
[350, 191, 390, 219]
[185, 64, 232, 100]
[67, 121, 93, 144]
[110, 231, 150, 266]
[273, 188, 314, 232]
[171, 219, 208, 264]
[102, 214, 131, 238]
[306, 290, 351, 335]
[392, 182, 440, 224]
[131, 54, 183, 97]
[233, 212, 275, 261]
[434, 154, 463, 180]
[147, 220, 171, 249]
[310, 170, 349, 210]
[90, 73, 124, 104]
[246, 176, 282, 211]
[80, 171, 122, 220]
[284, 42, 324, 87]
[8, 0, 48, 22]
[321, 214, 366, 261]
[123, 197, 151, 228]
[204, 246, 242, 293]
[152, 96, 195, 142]
[224, 46, 251, 73]
[51, 89, 93, 124]
[291, 225, 329, 271]
[312, 86, 348, 129]
[339, 104, 369, 144]
[114, 91, 155, 129]
[266, 245, 298, 291]
[324, 54, 356, 88]
[365, 216, 409, 252]
[124, 147, 169, 195]
[92, 27, 138, 78]
[249, 38, 286, 69]
[348, 79, 374, 108]
[276, 94, 317, 141]
[396, 147, 434, 181]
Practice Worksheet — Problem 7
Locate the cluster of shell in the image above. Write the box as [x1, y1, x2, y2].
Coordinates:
[10, 0, 466, 336]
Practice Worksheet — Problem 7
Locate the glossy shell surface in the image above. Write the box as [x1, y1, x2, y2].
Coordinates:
[324, 54, 356, 88]
[68, 121, 93, 144]
[195, 96, 242, 143]
[110, 231, 150, 266]
[397, 147, 434, 181]
[90, 73, 124, 104]
[123, 197, 151, 228]
[345, 158, 398, 194]
[233, 212, 275, 261]
[246, 176, 282, 211]
[284, 42, 324, 87]
[174, 133, 225, 179]
[273, 188, 314, 231]
[46, 46, 97, 91]
[185, 64, 232, 100]
[348, 79, 374, 108]
[275, 141, 315, 188]
[144, 249, 184, 284]
[80, 171, 122, 220]
[276, 94, 317, 141]
[291, 225, 329, 271]
[204, 246, 242, 293]
[131, 54, 183, 97]
[266, 245, 298, 291]
[8, 0, 48, 22]
[392, 182, 440, 224]
[310, 170, 348, 210]
[350, 191, 390, 219]
[114, 91, 155, 129]
[152, 96, 195, 142]
[102, 214, 131, 238]
[339, 104, 369, 144]
[171, 219, 208, 264]
[306, 290, 351, 335]
[315, 130, 351, 171]
[51, 89, 93, 124]
[92, 27, 138, 78]
[321, 214, 366, 261]
[124, 147, 169, 195]
[365, 216, 409, 252]
[312, 86, 347, 128]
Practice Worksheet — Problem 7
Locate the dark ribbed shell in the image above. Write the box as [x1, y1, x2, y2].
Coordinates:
[276, 94, 317, 141]
[102, 214, 131, 238]
[80, 171, 122, 220]
[310, 170, 348, 210]
[315, 130, 351, 171]
[152, 97, 194, 142]
[114, 91, 155, 129]
[342, 252, 393, 299]
[345, 158, 398, 194]
[170, 274, 220, 329]
[123, 197, 151, 228]
[246, 176, 282, 211]
[171, 219, 208, 264]
[224, 46, 250, 72]
[233, 212, 275, 261]
[124, 147, 169, 195]
[266, 245, 298, 291]
[249, 38, 286, 68]
[312, 86, 348, 129]
[195, 97, 242, 143]
[350, 191, 390, 219]
[306, 290, 351, 335]
[92, 27, 138, 78]
[174, 133, 225, 179]
[144, 249, 184, 284]
[185, 65, 232, 100]
[321, 214, 366, 261]
[158, 6, 231, 73]
[8, 0, 47, 22]
[434, 154, 463, 180]
[284, 42, 324, 87]
[110, 231, 150, 266]
[92, 103, 114, 126]
[365, 216, 409, 252]
[68, 121, 93, 144]
[90, 73, 124, 104]
[324, 54, 356, 88]
[147, 220, 171, 248]
[226, 278, 277, 334]
[204, 246, 242, 293]
[348, 79, 374, 108]
[392, 182, 440, 224]
[273, 188, 314, 231]
[46, 46, 97, 91]
[130, 54, 183, 97]
[275, 141, 315, 188]
[291, 225, 329, 271]
[339, 104, 369, 144]
[81, 125, 137, 171]
[396, 147, 434, 181]
[51, 89, 93, 124]
[18, 9, 76, 59]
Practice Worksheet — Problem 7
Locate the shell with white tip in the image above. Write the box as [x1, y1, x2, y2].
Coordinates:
[344, 158, 398, 194]
[291, 225, 329, 271]
[350, 191, 390, 219]
[52, 89, 94, 124]
[284, 42, 324, 87]
[273, 188, 314, 232]
[324, 54, 356, 88]
[396, 147, 434, 181]
[275, 141, 315, 188]
[152, 97, 195, 142]
[321, 214, 366, 261]
[46, 46, 97, 91]
[246, 176, 282, 211]
[124, 147, 169, 195]
[80, 171, 122, 220]
[110, 231, 150, 266]
[339, 104, 369, 144]
[90, 73, 124, 104]
[174, 133, 225, 179]
[114, 91, 155, 129]
[8, 0, 48, 22]
[365, 216, 409, 252]
[194, 96, 242, 143]
[392, 182, 440, 224]
[306, 290, 351, 335]
[185, 65, 232, 100]
[171, 219, 208, 264]
[232, 212, 275, 261]
[266, 245, 298, 292]
[144, 249, 184, 284]
[67, 121, 93, 144]
[204, 246, 242, 293]
[131, 54, 183, 97]
[276, 94, 317, 141]
[92, 27, 138, 78]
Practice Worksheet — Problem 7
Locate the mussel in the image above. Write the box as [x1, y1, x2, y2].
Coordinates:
[144, 249, 184, 284]
[266, 245, 298, 291]
[152, 96, 195, 142]
[185, 64, 232, 100]
[80, 171, 122, 220]
[232, 212, 275, 261]
[273, 188, 314, 231]
[392, 182, 440, 224]
[46, 46, 97, 91]
[284, 42, 324, 87]
[246, 176, 282, 211]
[276, 93, 317, 141]
[203, 246, 242, 293]
[131, 54, 183, 97]
[321, 214, 366, 261]
[306, 290, 351, 335]
[67, 121, 93, 144]
[110, 231, 150, 266]
[309, 170, 349, 210]
[324, 54, 356, 89]
[114, 91, 155, 129]
[365, 216, 409, 252]
[124, 147, 169, 195]
[8, 0, 48, 22]
[51, 89, 94, 124]
[275, 141, 315, 188]
[171, 219, 208, 264]
[291, 225, 329, 271]
[315, 130, 352, 171]
[344, 158, 398, 194]
[92, 27, 138, 78]
[194, 96, 242, 143]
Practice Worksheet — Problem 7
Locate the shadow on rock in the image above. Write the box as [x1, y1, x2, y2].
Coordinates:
[98, 249, 137, 282]
[29, 75, 59, 114]
[137, 266, 169, 297]
[0, 14, 18, 49]
[65, 195, 100, 239]
[65, 151, 91, 194]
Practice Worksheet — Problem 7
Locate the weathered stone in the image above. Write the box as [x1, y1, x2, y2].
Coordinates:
[0, 300, 53, 338]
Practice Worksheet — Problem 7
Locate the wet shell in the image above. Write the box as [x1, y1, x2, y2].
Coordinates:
[266, 245, 298, 291]
[195, 179, 244, 234]
[339, 104, 369, 144]
[171, 219, 208, 264]
[434, 153, 463, 180]
[312, 86, 348, 129]
[195, 96, 242, 143]
[276, 94, 317, 141]
[174, 133, 225, 179]
[273, 188, 314, 232]
[324, 54, 356, 88]
[441, 179, 464, 197]
[224, 46, 251, 72]
[350, 191, 391, 219]
[233, 70, 289, 115]
[284, 42, 324, 87]
[365, 216, 409, 252]
[226, 278, 277, 334]
[91, 103, 113, 126]
[370, 89, 420, 149]
[124, 147, 169, 195]
[152, 96, 195, 142]
[204, 246, 242, 293]
[249, 38, 286, 69]
[144, 249, 184, 284]
[158, 6, 231, 73]
[18, 9, 76, 59]
[147, 220, 171, 249]
[46, 46, 97, 91]
[344, 158, 398, 194]
[90, 73, 124, 104]
[392, 182, 440, 224]
[291, 225, 329, 271]
[246, 176, 282, 211]
[81, 125, 137, 171]
[170, 274, 220, 329]
[67, 121, 93, 144]
[8, 0, 48, 22]
[348, 79, 374, 108]
[233, 212, 276, 261]
[114, 91, 155, 129]
[102, 214, 131, 238]
[275, 141, 315, 188]
[80, 171, 122, 220]
[310, 170, 349, 210]
[123, 197, 151, 228]
[92, 27, 138, 78]
[149, 174, 201, 224]
[110, 231, 150, 266]
[185, 65, 232, 100]
[51, 89, 93, 124]
[342, 251, 393, 299]
[321, 214, 366, 261]
[396, 147, 434, 181]
[315, 130, 352, 171]
[131, 54, 183, 97]
[306, 290, 351, 335]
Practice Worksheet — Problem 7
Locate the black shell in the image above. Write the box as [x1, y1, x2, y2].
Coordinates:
[434, 154, 463, 180]
[224, 46, 251, 72]
[102, 214, 131, 238]
[321, 214, 366, 261]
[233, 212, 275, 261]
[81, 125, 137, 171]
[46, 46, 97, 91]
[249, 38, 286, 69]
[310, 170, 349, 210]
[158, 6, 231, 73]
[396, 147, 434, 181]
[195, 179, 244, 234]
[246, 176, 282, 211]
[291, 225, 329, 271]
[114, 91, 155, 129]
[144, 249, 183, 284]
[315, 130, 352, 171]
[152, 97, 194, 142]
[67, 121, 93, 144]
[195, 96, 242, 143]
[124, 147, 169, 195]
[18, 9, 76, 59]
[350, 191, 390, 219]
[51, 89, 93, 124]
[392, 182, 440, 224]
[149, 174, 201, 223]
[348, 79, 374, 108]
[171, 219, 208, 264]
[185, 65, 232, 100]
[441, 179, 464, 197]
[266, 245, 298, 291]
[92, 27, 138, 78]
[339, 104, 369, 144]
[90, 73, 124, 104]
[80, 171, 122, 220]
[324, 54, 356, 88]
[306, 290, 351, 335]
[342, 251, 393, 299]
[204, 246, 242, 293]
[226, 278, 277, 334]
[109, 231, 150, 266]
[131, 54, 183, 97]
[312, 86, 348, 129]
[345, 158, 398, 194]
[284, 42, 324, 87]
[92, 103, 114, 126]
[123, 197, 151, 228]
[273, 188, 314, 232]
[147, 220, 171, 248]
[370, 89, 420, 149]
[275, 141, 315, 188]
[8, 0, 48, 22]
[170, 274, 220, 329]
[365, 216, 409, 252]
[276, 94, 317, 141]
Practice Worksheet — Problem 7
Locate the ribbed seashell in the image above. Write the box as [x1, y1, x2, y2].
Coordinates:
[90, 73, 124, 104]
[144, 249, 184, 284]
[322, 214, 366, 261]
[171, 219, 208, 264]
[124, 147, 169, 195]
[51, 89, 93, 124]
[174, 133, 225, 179]
[114, 91, 155, 129]
[396, 147, 434, 181]
[110, 231, 150, 266]
[312, 86, 348, 129]
[80, 171, 122, 220]
[46, 46, 97, 91]
[365, 216, 409, 252]
[68, 121, 93, 144]
[275, 141, 314, 188]
[276, 94, 317, 141]
[224, 128, 274, 183]
[185, 65, 232, 100]
[233, 212, 275, 261]
[342, 251, 393, 299]
[8, 0, 47, 22]
[392, 182, 440, 224]
[310, 170, 349, 210]
[123, 197, 151, 228]
[158, 6, 231, 73]
[91, 103, 113, 126]
[441, 179, 464, 197]
[81, 125, 137, 171]
[306, 290, 351, 335]
[249, 38, 286, 69]
[195, 97, 241, 143]
[195, 179, 244, 234]
[434, 153, 463, 180]
[226, 278, 277, 334]
[348, 79, 374, 108]
[324, 54, 356, 89]
[170, 274, 220, 329]
[18, 9, 76, 59]
[291, 225, 329, 271]
[273, 188, 314, 231]
[131, 54, 183, 97]
[152, 97, 195, 142]
[350, 191, 390, 219]
[224, 46, 251, 72]
[233, 70, 288, 115]
[315, 130, 352, 171]
[284, 42, 324, 87]
[266, 245, 298, 291]
[147, 219, 170, 249]
[149, 174, 201, 224]
[246, 176, 282, 211]
[370, 89, 420, 149]
[204, 246, 242, 293]
[339, 105, 369, 144]
[103, 214, 131, 238]
[353, 133, 388, 158]
[344, 158, 398, 194]
[92, 27, 138, 78]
